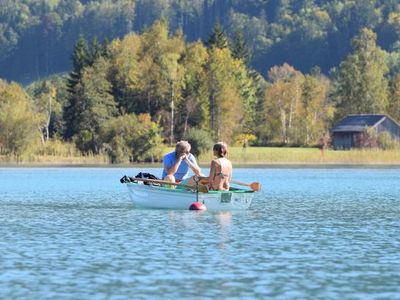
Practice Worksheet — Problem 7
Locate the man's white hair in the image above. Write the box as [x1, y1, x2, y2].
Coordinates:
[175, 141, 191, 154]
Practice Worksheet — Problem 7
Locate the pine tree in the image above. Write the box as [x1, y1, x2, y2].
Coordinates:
[101, 38, 111, 59]
[231, 29, 251, 64]
[73, 58, 117, 153]
[64, 35, 90, 139]
[87, 36, 102, 66]
[206, 20, 229, 49]
[67, 35, 89, 94]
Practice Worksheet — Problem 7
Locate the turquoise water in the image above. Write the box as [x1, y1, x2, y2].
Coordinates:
[1, 167, 400, 299]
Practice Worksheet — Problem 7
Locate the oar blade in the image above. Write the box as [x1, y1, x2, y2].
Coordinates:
[249, 182, 261, 192]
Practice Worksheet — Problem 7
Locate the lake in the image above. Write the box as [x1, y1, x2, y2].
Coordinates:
[1, 167, 400, 299]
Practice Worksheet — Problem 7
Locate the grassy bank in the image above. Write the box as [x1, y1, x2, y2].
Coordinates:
[198, 147, 400, 166]
[0, 154, 110, 165]
[1, 147, 400, 166]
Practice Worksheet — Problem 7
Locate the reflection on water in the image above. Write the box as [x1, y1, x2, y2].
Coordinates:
[0, 167, 400, 299]
[215, 212, 232, 251]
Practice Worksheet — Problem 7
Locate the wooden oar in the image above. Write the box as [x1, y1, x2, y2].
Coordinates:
[231, 180, 261, 192]
[191, 175, 261, 192]
[124, 177, 209, 193]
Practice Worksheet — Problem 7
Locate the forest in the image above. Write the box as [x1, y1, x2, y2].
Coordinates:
[2, 0, 400, 82]
[1, 1, 400, 162]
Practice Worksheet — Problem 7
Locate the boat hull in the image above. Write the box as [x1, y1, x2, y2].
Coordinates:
[125, 182, 254, 210]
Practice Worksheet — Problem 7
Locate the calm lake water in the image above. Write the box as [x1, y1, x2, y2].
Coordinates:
[1, 167, 400, 299]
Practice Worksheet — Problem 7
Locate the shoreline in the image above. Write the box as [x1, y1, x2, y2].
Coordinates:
[2, 147, 400, 168]
[1, 162, 400, 169]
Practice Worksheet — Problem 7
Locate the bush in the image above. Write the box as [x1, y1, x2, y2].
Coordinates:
[185, 128, 213, 157]
[377, 132, 400, 150]
[35, 139, 80, 156]
[73, 130, 95, 153]
[233, 133, 257, 147]
[0, 81, 39, 155]
[100, 113, 163, 163]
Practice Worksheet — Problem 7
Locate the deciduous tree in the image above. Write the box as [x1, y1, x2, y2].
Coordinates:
[264, 64, 304, 144]
[206, 47, 243, 142]
[0, 80, 38, 155]
[333, 28, 389, 121]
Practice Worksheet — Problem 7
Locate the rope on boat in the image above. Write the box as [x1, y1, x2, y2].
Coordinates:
[194, 175, 200, 202]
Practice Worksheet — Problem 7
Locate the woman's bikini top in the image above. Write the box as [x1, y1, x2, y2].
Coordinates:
[215, 158, 229, 178]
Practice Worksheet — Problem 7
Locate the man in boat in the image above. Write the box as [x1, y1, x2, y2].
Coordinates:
[162, 141, 202, 183]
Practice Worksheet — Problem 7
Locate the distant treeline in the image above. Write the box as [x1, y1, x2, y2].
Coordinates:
[2, 0, 400, 82]
[1, 19, 400, 162]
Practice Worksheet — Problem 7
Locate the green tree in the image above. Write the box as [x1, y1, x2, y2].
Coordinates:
[264, 64, 304, 144]
[231, 29, 251, 64]
[0, 80, 38, 155]
[64, 35, 90, 139]
[232, 60, 259, 136]
[388, 73, 400, 122]
[100, 113, 163, 163]
[121, 0, 136, 33]
[67, 34, 90, 92]
[73, 58, 117, 153]
[206, 20, 229, 49]
[108, 33, 142, 114]
[333, 28, 389, 121]
[5, 0, 400, 84]
[185, 127, 213, 157]
[300, 73, 334, 145]
[178, 41, 210, 138]
[28, 80, 60, 144]
[138, 20, 185, 143]
[158, 29, 185, 145]
[206, 47, 243, 143]
[87, 37, 104, 66]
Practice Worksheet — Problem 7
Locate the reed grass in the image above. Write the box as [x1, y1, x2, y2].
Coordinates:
[0, 154, 110, 165]
[0, 139, 110, 165]
[1, 146, 400, 166]
[198, 147, 400, 165]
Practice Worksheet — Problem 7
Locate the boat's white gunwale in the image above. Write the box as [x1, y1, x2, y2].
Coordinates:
[125, 182, 254, 194]
[125, 182, 254, 210]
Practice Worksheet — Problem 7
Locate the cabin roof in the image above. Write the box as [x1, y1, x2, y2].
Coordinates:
[332, 114, 387, 132]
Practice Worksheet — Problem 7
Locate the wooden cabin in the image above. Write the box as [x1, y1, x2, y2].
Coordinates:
[331, 114, 400, 149]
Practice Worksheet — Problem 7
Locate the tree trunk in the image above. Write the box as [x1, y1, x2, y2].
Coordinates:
[45, 92, 52, 143]
[170, 82, 175, 146]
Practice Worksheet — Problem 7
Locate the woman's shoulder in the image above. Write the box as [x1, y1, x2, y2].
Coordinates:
[210, 158, 220, 165]
[211, 157, 231, 165]
[224, 158, 232, 168]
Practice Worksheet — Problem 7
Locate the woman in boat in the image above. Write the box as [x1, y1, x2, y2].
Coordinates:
[207, 142, 232, 191]
[190, 142, 232, 191]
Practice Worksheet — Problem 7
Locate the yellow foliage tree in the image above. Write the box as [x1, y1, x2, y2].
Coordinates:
[0, 80, 38, 155]
[207, 48, 244, 143]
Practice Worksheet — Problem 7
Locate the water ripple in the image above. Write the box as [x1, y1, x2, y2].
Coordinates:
[0, 167, 400, 299]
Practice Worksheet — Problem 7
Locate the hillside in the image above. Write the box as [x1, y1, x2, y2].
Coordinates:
[1, 0, 400, 83]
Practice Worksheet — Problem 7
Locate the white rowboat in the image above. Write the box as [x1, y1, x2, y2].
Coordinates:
[124, 181, 254, 210]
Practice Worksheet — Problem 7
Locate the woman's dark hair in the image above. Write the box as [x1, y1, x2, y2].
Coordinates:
[213, 142, 228, 157]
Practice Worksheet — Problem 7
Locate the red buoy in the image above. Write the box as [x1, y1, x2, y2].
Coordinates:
[189, 202, 207, 211]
